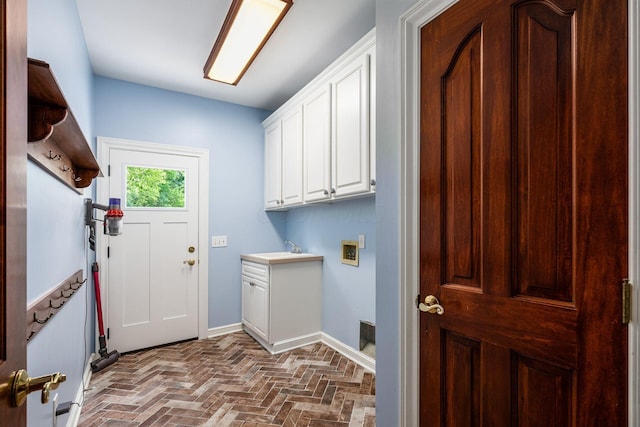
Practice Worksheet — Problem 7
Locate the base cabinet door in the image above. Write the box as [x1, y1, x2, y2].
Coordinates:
[242, 276, 269, 341]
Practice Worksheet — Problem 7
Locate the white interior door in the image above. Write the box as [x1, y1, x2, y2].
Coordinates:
[104, 147, 200, 353]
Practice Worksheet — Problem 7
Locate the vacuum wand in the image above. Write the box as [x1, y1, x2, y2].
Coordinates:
[90, 262, 120, 373]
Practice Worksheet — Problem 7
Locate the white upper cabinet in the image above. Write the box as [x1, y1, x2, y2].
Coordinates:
[303, 84, 332, 202]
[330, 53, 370, 198]
[264, 121, 282, 209]
[281, 107, 303, 206]
[263, 28, 375, 210]
[368, 43, 376, 190]
[264, 106, 303, 209]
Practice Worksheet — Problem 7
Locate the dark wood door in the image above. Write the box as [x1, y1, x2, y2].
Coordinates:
[419, 0, 628, 425]
[0, 0, 28, 424]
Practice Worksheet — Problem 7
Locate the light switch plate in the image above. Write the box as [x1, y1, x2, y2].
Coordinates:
[358, 234, 365, 249]
[212, 235, 227, 247]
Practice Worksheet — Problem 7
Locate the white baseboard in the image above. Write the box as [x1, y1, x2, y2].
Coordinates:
[66, 353, 95, 427]
[207, 322, 243, 338]
[212, 323, 376, 372]
[320, 333, 376, 373]
[272, 332, 323, 354]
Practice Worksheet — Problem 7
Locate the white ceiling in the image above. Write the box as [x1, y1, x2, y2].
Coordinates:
[76, 0, 376, 112]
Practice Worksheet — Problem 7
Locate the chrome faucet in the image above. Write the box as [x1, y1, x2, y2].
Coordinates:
[285, 240, 302, 253]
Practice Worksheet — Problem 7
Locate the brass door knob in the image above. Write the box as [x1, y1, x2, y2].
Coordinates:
[9, 369, 66, 407]
[183, 259, 196, 266]
[418, 295, 444, 315]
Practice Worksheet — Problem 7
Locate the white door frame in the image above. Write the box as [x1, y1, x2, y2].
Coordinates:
[96, 136, 210, 342]
[398, 1, 639, 426]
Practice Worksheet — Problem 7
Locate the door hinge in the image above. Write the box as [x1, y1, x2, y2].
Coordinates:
[108, 164, 111, 176]
[622, 278, 632, 324]
[107, 328, 110, 339]
[107, 246, 110, 258]
[415, 294, 420, 309]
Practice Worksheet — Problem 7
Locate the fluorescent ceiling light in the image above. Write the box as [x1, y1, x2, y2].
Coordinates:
[204, 0, 293, 85]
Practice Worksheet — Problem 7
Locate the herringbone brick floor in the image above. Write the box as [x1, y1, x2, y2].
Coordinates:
[78, 332, 375, 426]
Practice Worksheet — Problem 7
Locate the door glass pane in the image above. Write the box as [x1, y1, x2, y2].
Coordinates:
[125, 166, 186, 208]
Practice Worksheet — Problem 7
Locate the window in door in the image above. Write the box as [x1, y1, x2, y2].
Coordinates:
[125, 166, 186, 208]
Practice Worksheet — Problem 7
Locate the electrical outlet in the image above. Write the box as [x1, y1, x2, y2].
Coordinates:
[359, 234, 365, 249]
[211, 235, 228, 247]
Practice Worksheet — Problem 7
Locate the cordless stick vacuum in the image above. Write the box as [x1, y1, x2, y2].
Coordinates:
[90, 262, 120, 373]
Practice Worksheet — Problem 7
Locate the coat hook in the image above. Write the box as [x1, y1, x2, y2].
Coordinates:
[46, 151, 61, 160]
[69, 279, 85, 290]
[61, 288, 74, 298]
[34, 309, 53, 324]
[50, 297, 65, 309]
[61, 164, 71, 172]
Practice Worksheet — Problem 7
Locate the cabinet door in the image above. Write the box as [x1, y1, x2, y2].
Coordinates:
[330, 53, 371, 197]
[303, 85, 332, 202]
[264, 121, 282, 209]
[281, 107, 303, 206]
[242, 276, 269, 341]
[368, 45, 376, 192]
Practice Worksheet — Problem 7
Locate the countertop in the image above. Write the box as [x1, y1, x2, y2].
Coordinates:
[240, 252, 324, 265]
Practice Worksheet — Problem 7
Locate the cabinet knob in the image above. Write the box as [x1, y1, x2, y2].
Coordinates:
[370, 179, 376, 186]
[330, 188, 336, 194]
[323, 189, 329, 195]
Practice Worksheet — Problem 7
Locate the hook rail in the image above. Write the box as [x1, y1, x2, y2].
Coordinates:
[26, 269, 85, 341]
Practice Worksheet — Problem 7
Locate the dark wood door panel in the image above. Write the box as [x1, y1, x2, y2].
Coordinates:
[512, 354, 574, 427]
[442, 26, 483, 290]
[0, 0, 27, 424]
[420, 0, 627, 425]
[514, 1, 575, 303]
[442, 331, 480, 427]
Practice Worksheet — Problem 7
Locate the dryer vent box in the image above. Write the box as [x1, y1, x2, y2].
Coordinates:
[341, 240, 359, 266]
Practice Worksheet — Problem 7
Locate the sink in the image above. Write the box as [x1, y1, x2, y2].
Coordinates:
[241, 252, 323, 264]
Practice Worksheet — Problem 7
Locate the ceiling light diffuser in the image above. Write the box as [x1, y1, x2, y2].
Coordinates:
[203, 0, 293, 85]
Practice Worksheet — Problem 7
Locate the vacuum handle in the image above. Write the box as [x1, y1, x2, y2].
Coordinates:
[92, 262, 106, 337]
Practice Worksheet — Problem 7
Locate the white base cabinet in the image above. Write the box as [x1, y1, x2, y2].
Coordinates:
[241, 259, 322, 354]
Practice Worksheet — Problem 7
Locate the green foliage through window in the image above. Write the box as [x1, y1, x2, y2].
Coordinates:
[126, 166, 186, 208]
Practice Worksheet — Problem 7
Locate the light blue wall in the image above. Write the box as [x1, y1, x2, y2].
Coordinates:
[286, 197, 376, 351]
[93, 77, 287, 327]
[27, 0, 95, 425]
[25, 1, 392, 425]
[375, 0, 418, 425]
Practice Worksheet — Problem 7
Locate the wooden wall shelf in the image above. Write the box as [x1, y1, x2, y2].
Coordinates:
[28, 58, 102, 193]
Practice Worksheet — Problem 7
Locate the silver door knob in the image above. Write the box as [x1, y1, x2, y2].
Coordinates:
[183, 259, 196, 266]
[418, 295, 444, 315]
